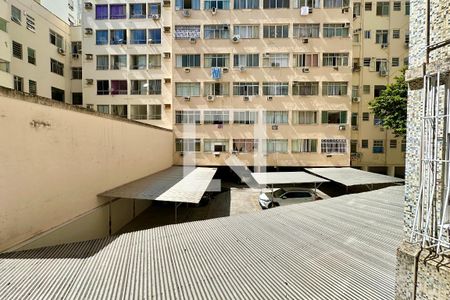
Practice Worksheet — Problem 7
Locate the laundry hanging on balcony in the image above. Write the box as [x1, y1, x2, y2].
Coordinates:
[211, 67, 221, 80]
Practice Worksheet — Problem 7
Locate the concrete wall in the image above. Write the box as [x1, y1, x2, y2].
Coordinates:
[0, 87, 173, 252]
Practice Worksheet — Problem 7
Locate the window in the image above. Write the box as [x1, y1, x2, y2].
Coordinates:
[72, 67, 82, 79]
[71, 41, 82, 54]
[363, 57, 371, 67]
[97, 105, 109, 114]
[374, 85, 386, 97]
[175, 0, 201, 9]
[404, 57, 409, 66]
[263, 25, 289, 38]
[292, 111, 318, 124]
[96, 55, 109, 70]
[111, 55, 127, 70]
[204, 0, 230, 9]
[149, 55, 162, 68]
[110, 30, 127, 45]
[322, 82, 348, 96]
[26, 14, 35, 32]
[176, 139, 201, 152]
[361, 140, 369, 148]
[392, 29, 400, 39]
[204, 82, 229, 96]
[11, 6, 21, 24]
[292, 82, 319, 96]
[131, 80, 147, 95]
[234, 54, 259, 67]
[263, 0, 289, 9]
[352, 86, 359, 98]
[350, 140, 358, 153]
[321, 139, 347, 153]
[204, 24, 230, 39]
[204, 54, 229, 67]
[111, 80, 128, 95]
[321, 111, 347, 124]
[405, 1, 410, 15]
[362, 112, 370, 121]
[175, 111, 201, 124]
[294, 0, 320, 8]
[50, 59, 64, 76]
[204, 111, 230, 124]
[14, 76, 23, 92]
[148, 3, 162, 15]
[110, 4, 126, 19]
[323, 53, 349, 67]
[390, 139, 397, 149]
[0, 18, 7, 32]
[148, 80, 162, 95]
[262, 53, 289, 67]
[204, 139, 229, 152]
[351, 112, 358, 126]
[130, 30, 147, 44]
[323, 0, 349, 8]
[96, 30, 108, 45]
[364, 30, 371, 39]
[12, 41, 22, 59]
[392, 57, 400, 67]
[233, 111, 258, 124]
[375, 30, 389, 44]
[27, 48, 35, 65]
[233, 139, 258, 153]
[72, 93, 82, 105]
[363, 85, 370, 94]
[29, 80, 37, 95]
[293, 24, 320, 38]
[264, 139, 288, 153]
[130, 3, 146, 18]
[393, 1, 401, 11]
[264, 111, 288, 124]
[373, 115, 383, 126]
[353, 2, 361, 16]
[373, 140, 384, 153]
[376, 2, 389, 16]
[149, 105, 162, 120]
[111, 105, 128, 118]
[262, 82, 289, 96]
[130, 55, 147, 70]
[97, 80, 109, 95]
[49, 30, 64, 48]
[323, 23, 349, 38]
[233, 82, 259, 96]
[176, 54, 201, 68]
[365, 2, 372, 11]
[148, 29, 161, 44]
[401, 140, 406, 152]
[95, 5, 108, 19]
[130, 105, 148, 120]
[233, 25, 259, 39]
[174, 25, 201, 39]
[405, 32, 410, 44]
[176, 83, 201, 96]
[234, 0, 259, 9]
[293, 53, 319, 67]
[353, 33, 360, 43]
[51, 87, 65, 102]
[292, 139, 317, 153]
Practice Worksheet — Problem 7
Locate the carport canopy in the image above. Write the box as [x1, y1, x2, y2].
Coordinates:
[306, 167, 404, 187]
[251, 171, 329, 186]
[98, 166, 218, 204]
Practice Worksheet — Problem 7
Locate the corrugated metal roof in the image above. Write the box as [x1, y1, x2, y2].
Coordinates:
[251, 171, 329, 185]
[306, 167, 404, 187]
[98, 167, 217, 204]
[0, 186, 404, 300]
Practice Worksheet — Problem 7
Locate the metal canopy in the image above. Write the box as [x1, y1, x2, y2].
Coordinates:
[99, 166, 217, 204]
[251, 171, 329, 185]
[306, 167, 404, 187]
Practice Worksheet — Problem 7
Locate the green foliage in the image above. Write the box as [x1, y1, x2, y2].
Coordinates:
[369, 69, 408, 137]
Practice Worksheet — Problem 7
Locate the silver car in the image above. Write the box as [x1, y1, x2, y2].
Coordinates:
[259, 188, 316, 209]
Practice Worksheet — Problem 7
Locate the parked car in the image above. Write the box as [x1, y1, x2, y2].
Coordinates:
[259, 188, 318, 209]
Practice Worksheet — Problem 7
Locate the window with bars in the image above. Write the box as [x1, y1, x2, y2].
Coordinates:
[176, 83, 201, 96]
[97, 105, 109, 114]
[392, 29, 400, 39]
[27, 48, 35, 65]
[110, 4, 126, 19]
[96, 55, 109, 70]
[321, 139, 347, 153]
[29, 80, 37, 95]
[234, 54, 259, 67]
[233, 111, 258, 124]
[130, 29, 147, 44]
[148, 29, 161, 44]
[293, 53, 319, 67]
[204, 82, 229, 96]
[72, 93, 82, 105]
[233, 139, 258, 153]
[390, 139, 397, 149]
[149, 3, 162, 15]
[130, 3, 147, 18]
[71, 41, 82, 54]
[362, 112, 370, 121]
[204, 111, 230, 124]
[363, 85, 371, 94]
[204, 25, 230, 39]
[361, 140, 369, 148]
[292, 139, 317, 153]
[293, 24, 320, 38]
[204, 54, 230, 67]
[263, 25, 289, 38]
[204, 0, 231, 9]
[176, 139, 201, 152]
[263, 139, 288, 153]
[51, 87, 65, 102]
[176, 54, 201, 68]
[322, 82, 348, 96]
[95, 5, 108, 19]
[11, 6, 21, 24]
[262, 53, 289, 67]
[233, 82, 259, 96]
[72, 67, 82, 79]
[130, 105, 148, 120]
[401, 140, 406, 152]
[175, 111, 201, 124]
[353, 2, 361, 16]
[263, 0, 289, 8]
[12, 41, 22, 59]
[393, 1, 401, 11]
[233, 25, 259, 39]
[110, 29, 127, 45]
[234, 0, 259, 9]
[50, 59, 64, 76]
[365, 2, 372, 11]
[405, 1, 410, 15]
[292, 82, 319, 96]
[392, 57, 400, 67]
[263, 82, 289, 96]
[175, 0, 201, 10]
[96, 30, 108, 45]
[263, 111, 289, 124]
[364, 30, 371, 39]
[294, 0, 320, 8]
[375, 30, 389, 44]
[351, 112, 358, 126]
[204, 139, 229, 152]
[322, 53, 349, 67]
[292, 111, 318, 124]
[323, 23, 349, 38]
[174, 25, 201, 39]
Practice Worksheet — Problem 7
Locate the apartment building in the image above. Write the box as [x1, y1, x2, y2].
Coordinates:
[172, 0, 353, 167]
[351, 0, 409, 177]
[81, 0, 173, 128]
[37, 0, 82, 25]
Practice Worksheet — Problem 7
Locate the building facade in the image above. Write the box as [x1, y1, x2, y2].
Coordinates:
[37, 0, 82, 25]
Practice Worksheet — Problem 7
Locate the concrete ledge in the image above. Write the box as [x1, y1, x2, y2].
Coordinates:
[406, 59, 450, 89]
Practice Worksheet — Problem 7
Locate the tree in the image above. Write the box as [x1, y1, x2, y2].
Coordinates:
[369, 69, 408, 137]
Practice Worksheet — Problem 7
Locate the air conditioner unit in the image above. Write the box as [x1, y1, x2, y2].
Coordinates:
[211, 7, 217, 15]
[262, 53, 270, 58]
[86, 79, 94, 85]
[333, 66, 339, 71]
[352, 96, 361, 102]
[180, 152, 184, 157]
[352, 125, 359, 131]
[164, 26, 171, 33]
[344, 23, 351, 28]
[379, 69, 388, 77]
[86, 104, 95, 110]
[223, 24, 229, 30]
[243, 96, 250, 101]
[381, 43, 389, 49]
[85, 54, 93, 60]
[271, 125, 278, 130]
[189, 37, 197, 44]
[239, 66, 245, 72]
[183, 10, 191, 17]
[164, 78, 171, 83]
[213, 152, 220, 156]
[163, 0, 171, 7]
[84, 2, 93, 9]
[184, 67, 191, 73]
[85, 28, 93, 35]
[302, 67, 310, 73]
[338, 125, 346, 131]
[164, 52, 171, 59]
[72, 53, 79, 59]
[57, 48, 65, 55]
[302, 38, 309, 43]
[342, 6, 349, 13]
[207, 95, 215, 101]
[184, 96, 191, 101]
[222, 67, 229, 73]
[232, 35, 240, 43]
[267, 96, 273, 101]
[151, 14, 160, 20]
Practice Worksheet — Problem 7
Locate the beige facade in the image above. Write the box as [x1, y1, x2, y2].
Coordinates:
[351, 0, 409, 177]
